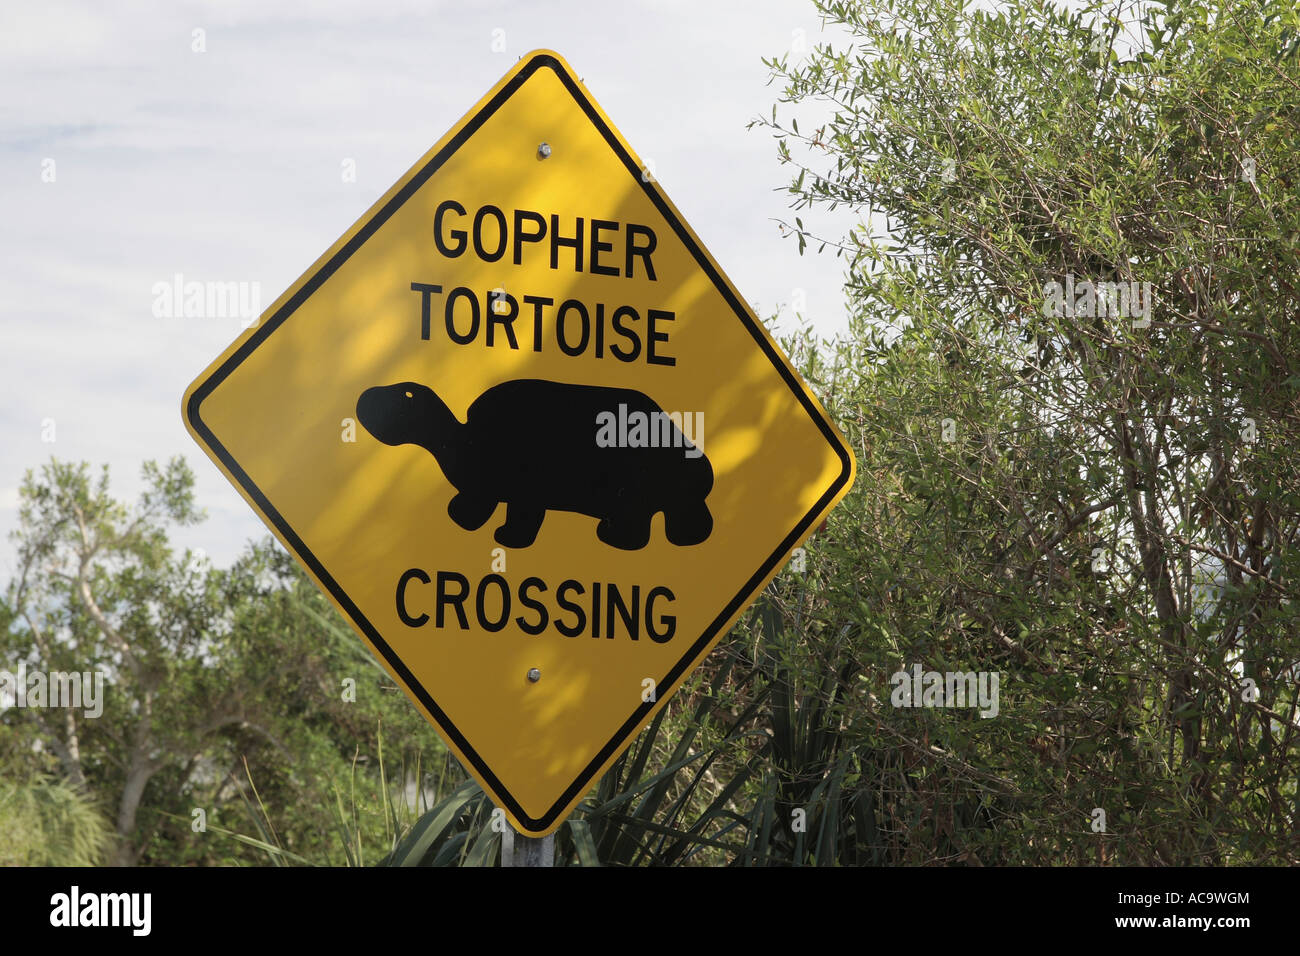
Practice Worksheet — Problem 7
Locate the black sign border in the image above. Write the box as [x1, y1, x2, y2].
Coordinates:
[186, 52, 853, 833]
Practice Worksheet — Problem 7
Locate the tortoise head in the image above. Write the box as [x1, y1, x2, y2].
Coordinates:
[356, 382, 450, 447]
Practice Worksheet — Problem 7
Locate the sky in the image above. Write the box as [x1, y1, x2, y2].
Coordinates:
[0, 0, 862, 568]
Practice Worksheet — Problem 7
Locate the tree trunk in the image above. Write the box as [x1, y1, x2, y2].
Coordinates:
[111, 759, 155, 866]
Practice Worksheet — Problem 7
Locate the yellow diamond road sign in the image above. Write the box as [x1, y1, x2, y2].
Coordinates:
[183, 50, 854, 836]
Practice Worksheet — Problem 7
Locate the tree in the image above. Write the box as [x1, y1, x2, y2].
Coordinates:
[749, 0, 1300, 863]
[2, 458, 443, 865]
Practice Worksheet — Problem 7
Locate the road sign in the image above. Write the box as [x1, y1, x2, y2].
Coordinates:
[182, 50, 854, 836]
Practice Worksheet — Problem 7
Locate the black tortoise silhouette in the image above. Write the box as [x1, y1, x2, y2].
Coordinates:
[355, 379, 713, 550]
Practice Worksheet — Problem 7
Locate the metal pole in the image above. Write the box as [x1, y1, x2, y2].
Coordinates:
[501, 825, 554, 867]
[497, 142, 564, 872]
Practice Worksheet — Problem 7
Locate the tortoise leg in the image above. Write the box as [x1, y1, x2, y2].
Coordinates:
[448, 493, 497, 531]
[597, 510, 653, 550]
[664, 500, 712, 546]
[494, 502, 546, 548]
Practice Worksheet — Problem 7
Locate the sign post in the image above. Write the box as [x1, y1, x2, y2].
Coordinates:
[501, 828, 553, 868]
[183, 50, 854, 845]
